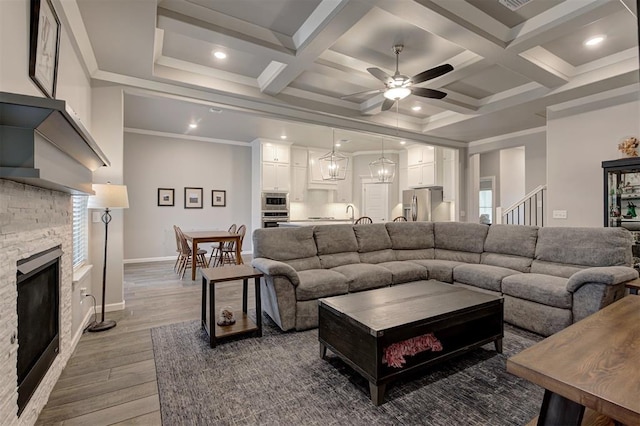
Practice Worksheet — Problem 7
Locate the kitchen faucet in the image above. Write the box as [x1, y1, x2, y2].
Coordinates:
[346, 204, 355, 223]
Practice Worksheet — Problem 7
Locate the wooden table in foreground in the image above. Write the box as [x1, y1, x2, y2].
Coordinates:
[319, 280, 504, 405]
[200, 265, 263, 348]
[507, 296, 640, 426]
[626, 277, 640, 295]
[183, 230, 242, 281]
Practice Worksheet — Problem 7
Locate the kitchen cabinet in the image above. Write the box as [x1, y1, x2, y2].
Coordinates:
[291, 166, 307, 202]
[407, 145, 435, 166]
[334, 169, 353, 203]
[291, 147, 307, 167]
[439, 148, 456, 202]
[262, 143, 290, 163]
[408, 163, 435, 187]
[262, 162, 290, 192]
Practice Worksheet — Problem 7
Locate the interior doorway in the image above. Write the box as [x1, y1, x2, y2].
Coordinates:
[479, 176, 495, 224]
[361, 179, 389, 222]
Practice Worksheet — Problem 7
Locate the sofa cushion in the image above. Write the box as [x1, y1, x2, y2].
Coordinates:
[378, 261, 428, 284]
[535, 227, 633, 267]
[409, 259, 464, 283]
[295, 269, 349, 301]
[354, 223, 392, 252]
[283, 257, 321, 272]
[394, 249, 435, 261]
[453, 264, 521, 292]
[314, 224, 358, 254]
[319, 252, 360, 269]
[360, 249, 395, 264]
[530, 260, 586, 278]
[331, 264, 393, 292]
[484, 224, 538, 258]
[502, 273, 571, 309]
[434, 222, 488, 253]
[385, 222, 434, 249]
[435, 249, 481, 264]
[504, 295, 572, 337]
[481, 253, 532, 273]
[253, 227, 317, 261]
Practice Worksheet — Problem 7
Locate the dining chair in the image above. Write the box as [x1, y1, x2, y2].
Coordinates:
[173, 225, 182, 272]
[209, 224, 236, 267]
[175, 226, 208, 278]
[219, 224, 246, 265]
[392, 216, 407, 222]
[354, 216, 373, 224]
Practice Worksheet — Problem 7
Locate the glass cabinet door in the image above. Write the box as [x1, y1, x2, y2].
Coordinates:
[603, 158, 640, 257]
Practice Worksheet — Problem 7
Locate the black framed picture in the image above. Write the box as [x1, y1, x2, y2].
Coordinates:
[184, 187, 203, 209]
[212, 190, 226, 207]
[29, 0, 61, 99]
[157, 188, 174, 206]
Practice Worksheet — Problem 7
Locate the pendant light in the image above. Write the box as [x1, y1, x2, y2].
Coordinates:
[369, 104, 399, 183]
[319, 128, 349, 181]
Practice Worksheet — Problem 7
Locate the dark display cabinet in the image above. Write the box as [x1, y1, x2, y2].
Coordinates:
[602, 158, 640, 258]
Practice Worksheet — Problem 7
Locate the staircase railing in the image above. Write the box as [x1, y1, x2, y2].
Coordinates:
[497, 185, 546, 226]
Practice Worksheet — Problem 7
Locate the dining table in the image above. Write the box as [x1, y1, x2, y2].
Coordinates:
[182, 230, 243, 281]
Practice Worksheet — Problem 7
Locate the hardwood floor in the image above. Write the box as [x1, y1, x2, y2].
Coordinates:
[36, 260, 255, 425]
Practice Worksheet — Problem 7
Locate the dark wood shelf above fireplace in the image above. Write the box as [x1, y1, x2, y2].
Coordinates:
[0, 92, 110, 194]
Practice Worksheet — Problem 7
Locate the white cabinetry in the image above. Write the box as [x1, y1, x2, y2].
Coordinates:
[439, 148, 456, 202]
[334, 168, 353, 203]
[407, 145, 435, 187]
[261, 142, 290, 191]
[290, 147, 308, 202]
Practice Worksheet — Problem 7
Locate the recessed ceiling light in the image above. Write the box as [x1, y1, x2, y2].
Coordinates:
[280, 135, 287, 140]
[213, 51, 227, 59]
[400, 140, 406, 145]
[411, 106, 422, 111]
[189, 123, 198, 129]
[584, 35, 605, 47]
[209, 107, 222, 113]
[335, 143, 341, 147]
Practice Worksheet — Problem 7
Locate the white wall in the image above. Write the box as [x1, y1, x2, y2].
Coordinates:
[547, 97, 640, 227]
[123, 132, 252, 260]
[499, 147, 526, 209]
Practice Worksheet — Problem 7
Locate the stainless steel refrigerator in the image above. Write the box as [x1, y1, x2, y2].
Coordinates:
[402, 187, 449, 222]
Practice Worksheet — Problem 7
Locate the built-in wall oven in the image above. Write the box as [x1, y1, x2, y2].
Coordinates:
[262, 211, 289, 228]
[262, 192, 289, 211]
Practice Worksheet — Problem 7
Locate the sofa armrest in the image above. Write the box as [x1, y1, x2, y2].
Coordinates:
[251, 258, 300, 287]
[566, 266, 638, 293]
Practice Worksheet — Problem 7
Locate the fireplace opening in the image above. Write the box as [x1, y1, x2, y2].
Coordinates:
[16, 246, 61, 416]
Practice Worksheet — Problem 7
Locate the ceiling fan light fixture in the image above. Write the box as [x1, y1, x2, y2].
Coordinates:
[384, 87, 411, 100]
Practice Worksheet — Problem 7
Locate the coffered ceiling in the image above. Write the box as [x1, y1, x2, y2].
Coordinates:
[72, 0, 639, 151]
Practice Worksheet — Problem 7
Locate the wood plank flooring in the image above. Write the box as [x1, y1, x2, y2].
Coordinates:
[36, 260, 255, 425]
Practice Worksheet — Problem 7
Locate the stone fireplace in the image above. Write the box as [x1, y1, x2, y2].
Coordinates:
[0, 180, 73, 424]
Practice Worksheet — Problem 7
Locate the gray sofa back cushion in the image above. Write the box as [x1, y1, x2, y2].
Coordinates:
[481, 252, 532, 273]
[360, 249, 395, 264]
[354, 223, 392, 252]
[394, 248, 435, 261]
[253, 227, 317, 261]
[535, 227, 633, 267]
[484, 224, 538, 258]
[314, 224, 361, 269]
[433, 222, 487, 264]
[385, 222, 434, 249]
[284, 257, 322, 271]
[530, 260, 586, 278]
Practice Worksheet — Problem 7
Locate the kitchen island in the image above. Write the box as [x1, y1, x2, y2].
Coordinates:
[279, 220, 353, 227]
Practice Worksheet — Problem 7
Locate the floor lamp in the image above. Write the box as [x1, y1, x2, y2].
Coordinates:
[87, 182, 129, 332]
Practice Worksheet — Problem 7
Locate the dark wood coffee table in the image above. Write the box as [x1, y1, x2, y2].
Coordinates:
[318, 280, 504, 405]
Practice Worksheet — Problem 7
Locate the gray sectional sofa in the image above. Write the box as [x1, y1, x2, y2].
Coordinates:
[251, 222, 637, 336]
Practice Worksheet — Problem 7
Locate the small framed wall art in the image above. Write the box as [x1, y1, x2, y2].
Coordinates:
[212, 190, 226, 207]
[29, 0, 61, 99]
[184, 187, 203, 209]
[157, 188, 174, 206]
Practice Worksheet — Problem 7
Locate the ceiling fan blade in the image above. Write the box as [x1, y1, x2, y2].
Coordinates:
[381, 98, 396, 111]
[411, 87, 448, 99]
[411, 64, 454, 84]
[339, 88, 384, 100]
[367, 67, 393, 85]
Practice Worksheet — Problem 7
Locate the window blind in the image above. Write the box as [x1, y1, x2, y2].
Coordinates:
[72, 196, 89, 268]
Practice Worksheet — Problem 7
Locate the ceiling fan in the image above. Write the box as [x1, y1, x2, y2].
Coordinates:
[341, 44, 454, 111]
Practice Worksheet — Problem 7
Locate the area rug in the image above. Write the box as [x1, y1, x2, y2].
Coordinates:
[151, 313, 544, 425]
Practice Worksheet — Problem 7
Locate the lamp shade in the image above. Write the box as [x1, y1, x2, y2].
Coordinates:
[88, 183, 129, 209]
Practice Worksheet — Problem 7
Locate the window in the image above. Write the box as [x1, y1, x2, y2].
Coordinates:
[72, 196, 88, 268]
[479, 178, 493, 224]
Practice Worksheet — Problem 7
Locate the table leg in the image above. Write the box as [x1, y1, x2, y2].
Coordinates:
[319, 342, 327, 359]
[494, 337, 503, 353]
[537, 390, 585, 426]
[254, 277, 262, 337]
[201, 276, 207, 330]
[191, 240, 198, 281]
[369, 382, 386, 406]
[235, 236, 243, 264]
[242, 278, 248, 313]
[209, 281, 217, 348]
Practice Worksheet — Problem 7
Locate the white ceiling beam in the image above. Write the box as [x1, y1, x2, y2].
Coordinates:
[506, 0, 622, 54]
[376, 0, 568, 88]
[55, 0, 99, 76]
[156, 56, 258, 87]
[259, 0, 374, 95]
[428, 0, 513, 42]
[158, 0, 296, 50]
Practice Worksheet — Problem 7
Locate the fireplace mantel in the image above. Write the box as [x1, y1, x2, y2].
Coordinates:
[0, 92, 109, 194]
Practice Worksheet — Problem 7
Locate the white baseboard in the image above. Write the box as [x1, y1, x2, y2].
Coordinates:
[124, 251, 252, 264]
[70, 308, 95, 349]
